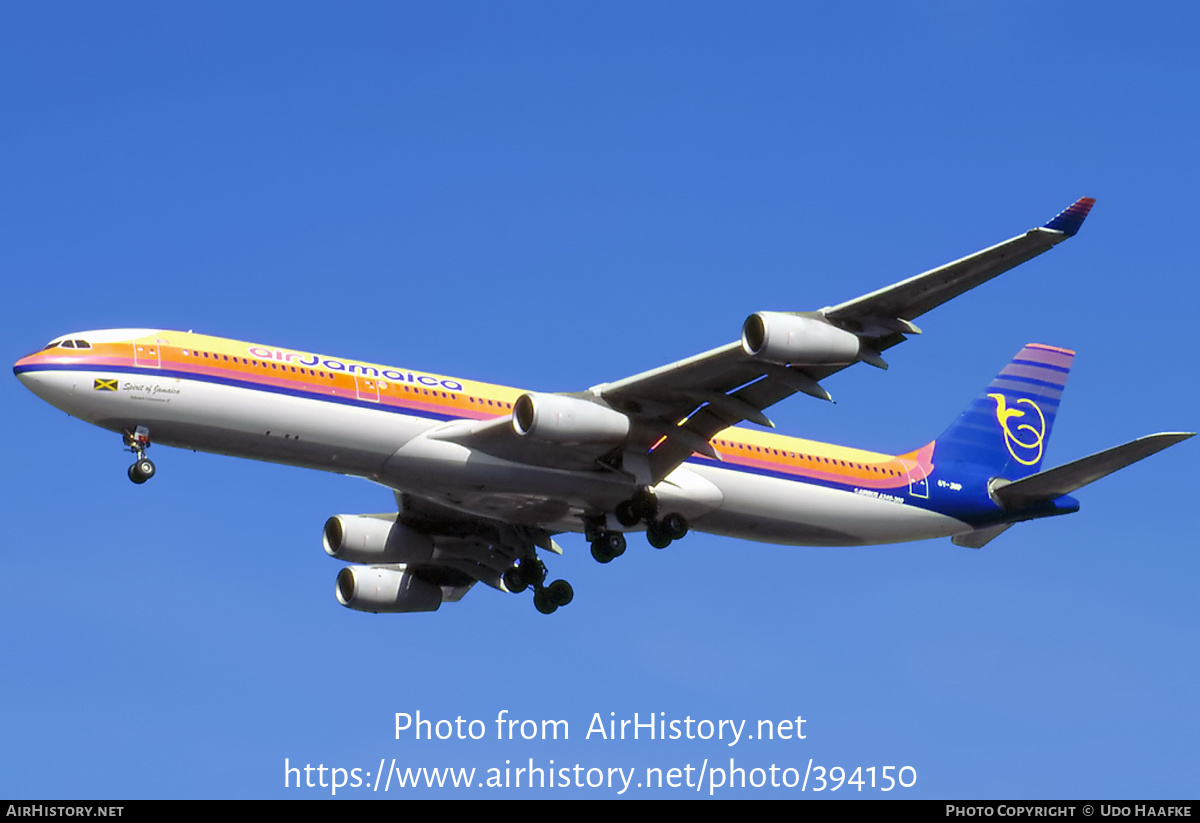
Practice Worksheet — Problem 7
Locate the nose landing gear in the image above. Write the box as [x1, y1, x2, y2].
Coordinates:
[127, 457, 156, 484]
[123, 426, 156, 484]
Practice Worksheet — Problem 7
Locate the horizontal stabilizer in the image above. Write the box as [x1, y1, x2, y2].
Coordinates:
[992, 432, 1194, 511]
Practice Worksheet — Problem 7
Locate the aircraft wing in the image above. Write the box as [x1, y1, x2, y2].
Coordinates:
[326, 492, 571, 612]
[378, 493, 564, 601]
[590, 197, 1096, 482]
[821, 197, 1095, 342]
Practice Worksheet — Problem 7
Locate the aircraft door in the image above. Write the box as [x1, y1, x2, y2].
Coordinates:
[900, 457, 929, 499]
[354, 374, 380, 402]
[132, 339, 164, 368]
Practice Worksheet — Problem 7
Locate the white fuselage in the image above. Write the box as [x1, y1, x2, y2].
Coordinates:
[15, 353, 969, 548]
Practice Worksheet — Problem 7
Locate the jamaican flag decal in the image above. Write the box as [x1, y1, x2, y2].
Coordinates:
[93, 378, 118, 392]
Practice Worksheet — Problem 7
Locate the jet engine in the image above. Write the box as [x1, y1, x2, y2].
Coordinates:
[335, 565, 443, 613]
[741, 312, 861, 366]
[323, 514, 435, 564]
[512, 392, 630, 444]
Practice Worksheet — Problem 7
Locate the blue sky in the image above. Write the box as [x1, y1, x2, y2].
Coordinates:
[2, 3, 1197, 799]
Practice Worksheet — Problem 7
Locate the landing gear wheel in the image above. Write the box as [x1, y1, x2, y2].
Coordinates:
[502, 567, 528, 594]
[630, 488, 659, 521]
[533, 588, 558, 615]
[127, 458, 156, 485]
[518, 559, 546, 589]
[590, 531, 626, 563]
[546, 580, 573, 607]
[646, 524, 672, 550]
[660, 512, 688, 541]
[615, 500, 640, 528]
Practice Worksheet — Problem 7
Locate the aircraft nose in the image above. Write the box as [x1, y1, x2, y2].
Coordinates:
[15, 361, 50, 396]
[13, 355, 72, 408]
[14, 353, 39, 385]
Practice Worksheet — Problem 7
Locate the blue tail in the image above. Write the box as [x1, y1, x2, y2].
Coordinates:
[933, 344, 1074, 480]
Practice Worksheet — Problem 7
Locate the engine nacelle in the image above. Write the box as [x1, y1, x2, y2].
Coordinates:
[323, 515, 435, 564]
[512, 392, 630, 445]
[741, 312, 861, 366]
[335, 566, 443, 613]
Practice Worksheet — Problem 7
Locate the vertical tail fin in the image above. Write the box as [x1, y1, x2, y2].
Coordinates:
[933, 344, 1074, 480]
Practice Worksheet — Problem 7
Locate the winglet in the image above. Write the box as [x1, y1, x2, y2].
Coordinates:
[1042, 197, 1096, 237]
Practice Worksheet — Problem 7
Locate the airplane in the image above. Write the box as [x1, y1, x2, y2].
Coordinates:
[13, 197, 1192, 616]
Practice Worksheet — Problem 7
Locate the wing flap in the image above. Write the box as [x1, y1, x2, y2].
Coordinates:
[648, 370, 808, 481]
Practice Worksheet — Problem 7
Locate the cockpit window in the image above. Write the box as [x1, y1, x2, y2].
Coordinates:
[40, 339, 92, 350]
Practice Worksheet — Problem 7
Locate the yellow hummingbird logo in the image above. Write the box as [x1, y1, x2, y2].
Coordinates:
[988, 393, 1046, 466]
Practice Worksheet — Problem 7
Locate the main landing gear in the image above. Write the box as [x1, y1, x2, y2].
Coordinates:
[123, 426, 156, 485]
[588, 487, 690, 561]
[590, 531, 626, 564]
[502, 557, 574, 615]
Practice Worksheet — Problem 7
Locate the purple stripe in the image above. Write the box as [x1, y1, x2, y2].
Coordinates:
[1017, 346, 1075, 370]
[1000, 363, 1070, 386]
